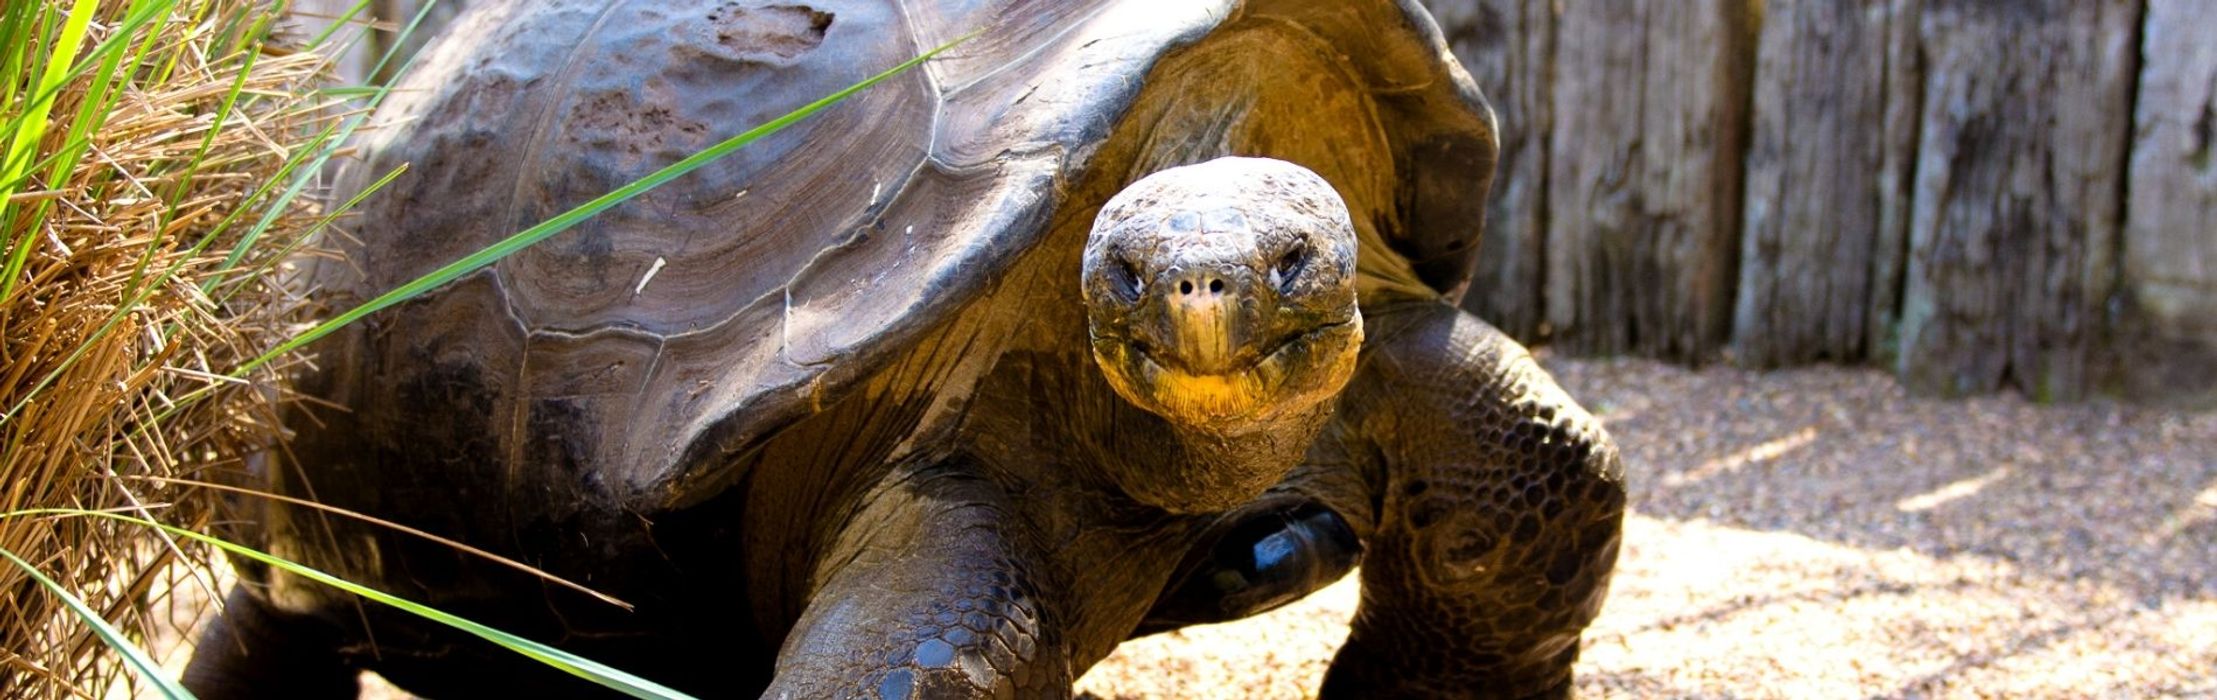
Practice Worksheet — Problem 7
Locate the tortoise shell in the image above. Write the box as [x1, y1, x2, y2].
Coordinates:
[321, 0, 1495, 510]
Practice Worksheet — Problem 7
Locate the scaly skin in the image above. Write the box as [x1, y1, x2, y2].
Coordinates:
[1314, 301, 1626, 698]
[765, 467, 1066, 698]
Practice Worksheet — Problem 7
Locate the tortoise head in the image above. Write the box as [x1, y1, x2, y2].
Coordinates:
[1082, 157, 1364, 434]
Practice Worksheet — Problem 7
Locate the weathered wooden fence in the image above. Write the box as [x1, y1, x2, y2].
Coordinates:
[307, 0, 2215, 406]
[1434, 0, 2216, 406]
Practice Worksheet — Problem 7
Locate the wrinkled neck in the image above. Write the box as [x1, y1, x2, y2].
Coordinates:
[1108, 397, 1335, 514]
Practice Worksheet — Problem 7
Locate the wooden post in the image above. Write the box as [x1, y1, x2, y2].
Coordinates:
[1731, 0, 1916, 367]
[1893, 0, 2140, 400]
[1434, 0, 1555, 342]
[1542, 0, 1755, 360]
[2120, 0, 2217, 407]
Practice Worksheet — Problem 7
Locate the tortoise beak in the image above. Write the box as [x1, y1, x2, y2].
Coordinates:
[1148, 263, 1256, 375]
[1161, 262, 1250, 374]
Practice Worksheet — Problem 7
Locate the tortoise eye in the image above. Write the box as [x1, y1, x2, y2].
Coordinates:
[1273, 244, 1309, 293]
[1110, 258, 1144, 301]
[1136, 503, 1362, 633]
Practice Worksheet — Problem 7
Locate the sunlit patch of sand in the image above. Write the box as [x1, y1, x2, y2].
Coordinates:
[1079, 514, 2217, 699]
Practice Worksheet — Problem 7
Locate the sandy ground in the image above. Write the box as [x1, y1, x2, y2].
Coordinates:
[146, 358, 2217, 698]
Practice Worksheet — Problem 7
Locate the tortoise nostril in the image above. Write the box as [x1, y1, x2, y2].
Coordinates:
[1170, 273, 1234, 299]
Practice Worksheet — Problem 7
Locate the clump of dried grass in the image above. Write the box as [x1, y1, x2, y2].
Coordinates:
[0, 1, 353, 696]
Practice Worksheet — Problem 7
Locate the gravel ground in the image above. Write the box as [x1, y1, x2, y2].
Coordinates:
[1077, 357, 2217, 699]
[152, 358, 2217, 698]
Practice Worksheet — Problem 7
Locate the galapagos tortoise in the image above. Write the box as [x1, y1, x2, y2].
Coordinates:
[187, 0, 1626, 697]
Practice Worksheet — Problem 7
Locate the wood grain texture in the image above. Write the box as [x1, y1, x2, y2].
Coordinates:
[1542, 0, 1754, 360]
[1434, 0, 1553, 340]
[2119, 0, 2217, 407]
[1730, 0, 1910, 367]
[1872, 0, 1925, 368]
[1893, 0, 2140, 400]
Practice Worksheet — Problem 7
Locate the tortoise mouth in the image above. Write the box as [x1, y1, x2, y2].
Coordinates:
[1130, 317, 1356, 378]
[1093, 314, 1362, 429]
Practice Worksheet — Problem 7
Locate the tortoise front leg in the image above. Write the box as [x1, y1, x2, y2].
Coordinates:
[763, 463, 1067, 699]
[1320, 301, 1626, 699]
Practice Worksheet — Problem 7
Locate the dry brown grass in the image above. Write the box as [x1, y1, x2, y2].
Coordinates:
[0, 2, 354, 696]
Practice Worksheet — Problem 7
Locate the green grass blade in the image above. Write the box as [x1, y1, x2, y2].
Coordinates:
[0, 133, 333, 424]
[0, 544, 195, 700]
[0, 0, 101, 301]
[312, 85, 386, 98]
[213, 0, 441, 274]
[47, 0, 141, 189]
[166, 102, 350, 285]
[209, 162, 408, 309]
[0, 130, 85, 197]
[0, 0, 432, 424]
[0, 4, 35, 108]
[352, 0, 435, 86]
[0, 0, 179, 155]
[120, 0, 175, 84]
[0, 0, 182, 304]
[164, 35, 260, 210]
[0, 0, 159, 301]
[109, 162, 405, 428]
[234, 34, 969, 375]
[2, 509, 693, 699]
[303, 0, 377, 51]
[0, 0, 95, 178]
[218, 0, 281, 58]
[144, 0, 197, 86]
[0, 114, 378, 425]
